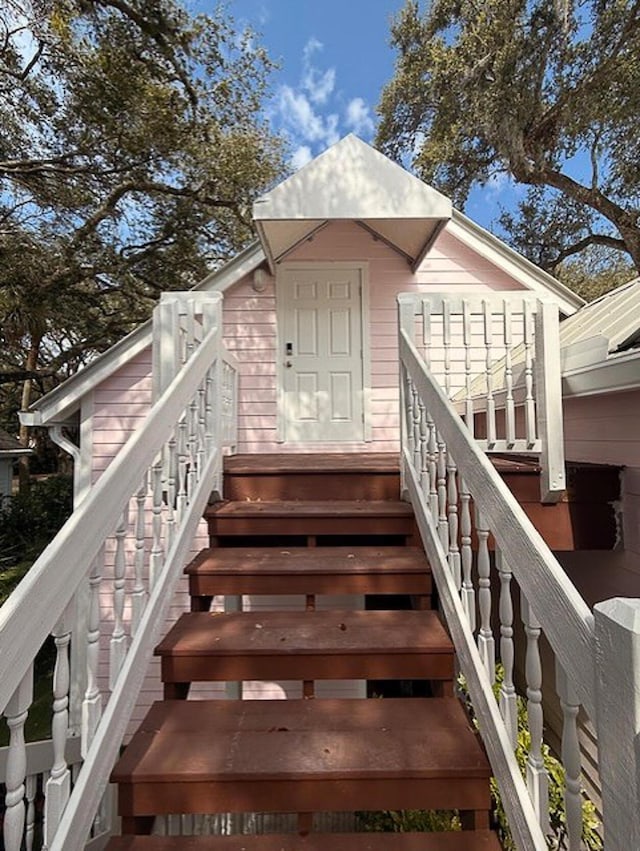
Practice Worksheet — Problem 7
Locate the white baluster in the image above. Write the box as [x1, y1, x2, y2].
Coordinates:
[459, 482, 475, 631]
[476, 509, 495, 683]
[463, 300, 475, 437]
[411, 385, 421, 474]
[176, 416, 189, 523]
[150, 455, 165, 588]
[524, 300, 536, 448]
[503, 300, 516, 447]
[44, 606, 73, 848]
[427, 415, 438, 521]
[131, 476, 148, 636]
[483, 300, 496, 447]
[496, 548, 517, 748]
[442, 301, 452, 397]
[82, 548, 103, 757]
[197, 380, 207, 473]
[165, 435, 177, 549]
[418, 400, 429, 495]
[4, 665, 33, 851]
[24, 774, 36, 851]
[205, 365, 215, 452]
[187, 393, 199, 493]
[436, 434, 449, 550]
[556, 662, 583, 851]
[421, 297, 431, 365]
[109, 505, 129, 689]
[522, 595, 549, 833]
[446, 455, 460, 591]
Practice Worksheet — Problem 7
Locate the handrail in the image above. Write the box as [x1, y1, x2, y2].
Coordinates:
[398, 290, 599, 848]
[1, 292, 239, 850]
[400, 327, 595, 716]
[0, 326, 220, 715]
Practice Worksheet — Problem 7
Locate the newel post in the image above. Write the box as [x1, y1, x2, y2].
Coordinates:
[594, 598, 640, 851]
[534, 300, 565, 503]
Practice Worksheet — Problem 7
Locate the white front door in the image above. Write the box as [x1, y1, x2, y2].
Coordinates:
[279, 266, 365, 443]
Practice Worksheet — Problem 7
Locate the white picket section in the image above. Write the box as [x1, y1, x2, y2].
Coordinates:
[418, 293, 565, 502]
[0, 291, 239, 850]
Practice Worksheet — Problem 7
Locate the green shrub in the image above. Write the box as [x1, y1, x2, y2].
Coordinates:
[357, 809, 461, 833]
[461, 667, 603, 850]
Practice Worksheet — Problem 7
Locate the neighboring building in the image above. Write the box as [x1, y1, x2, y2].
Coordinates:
[0, 427, 30, 501]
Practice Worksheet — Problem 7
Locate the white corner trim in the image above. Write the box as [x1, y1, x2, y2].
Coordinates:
[448, 211, 584, 315]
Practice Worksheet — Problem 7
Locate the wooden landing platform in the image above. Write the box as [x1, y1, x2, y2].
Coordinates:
[112, 698, 491, 817]
[107, 831, 503, 850]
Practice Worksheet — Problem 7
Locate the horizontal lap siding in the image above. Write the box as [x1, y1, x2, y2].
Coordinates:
[91, 346, 213, 739]
[229, 221, 524, 454]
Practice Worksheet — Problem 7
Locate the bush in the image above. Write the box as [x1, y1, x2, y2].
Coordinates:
[0, 474, 73, 601]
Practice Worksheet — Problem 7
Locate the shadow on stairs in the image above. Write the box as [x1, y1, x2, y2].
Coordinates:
[106, 454, 502, 850]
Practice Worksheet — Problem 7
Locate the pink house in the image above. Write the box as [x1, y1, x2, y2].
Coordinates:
[2, 136, 639, 850]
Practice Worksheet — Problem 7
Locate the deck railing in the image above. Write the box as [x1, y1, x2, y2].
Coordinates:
[399, 292, 640, 851]
[0, 292, 237, 851]
[410, 293, 565, 502]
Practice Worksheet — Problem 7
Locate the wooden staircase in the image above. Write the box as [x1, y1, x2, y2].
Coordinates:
[107, 454, 501, 849]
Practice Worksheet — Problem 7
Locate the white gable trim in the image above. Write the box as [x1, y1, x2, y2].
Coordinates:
[22, 242, 266, 426]
[448, 211, 584, 315]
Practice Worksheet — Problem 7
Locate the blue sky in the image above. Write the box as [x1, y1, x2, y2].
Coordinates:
[208, 0, 521, 231]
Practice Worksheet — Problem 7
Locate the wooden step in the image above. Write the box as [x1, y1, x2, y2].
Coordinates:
[112, 698, 491, 828]
[106, 830, 503, 850]
[205, 500, 416, 542]
[186, 546, 431, 606]
[156, 610, 453, 696]
[223, 452, 401, 501]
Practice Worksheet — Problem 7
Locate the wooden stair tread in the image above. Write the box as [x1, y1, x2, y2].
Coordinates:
[113, 698, 490, 783]
[186, 546, 429, 576]
[106, 831, 502, 850]
[156, 610, 451, 657]
[206, 501, 414, 518]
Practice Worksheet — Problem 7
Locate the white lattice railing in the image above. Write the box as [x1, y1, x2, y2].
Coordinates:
[411, 293, 565, 503]
[399, 292, 640, 851]
[0, 291, 238, 851]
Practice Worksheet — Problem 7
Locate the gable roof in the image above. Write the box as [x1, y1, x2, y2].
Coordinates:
[253, 135, 452, 273]
[22, 137, 584, 427]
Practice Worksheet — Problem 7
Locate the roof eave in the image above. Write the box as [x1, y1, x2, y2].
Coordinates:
[562, 348, 640, 398]
[449, 210, 585, 314]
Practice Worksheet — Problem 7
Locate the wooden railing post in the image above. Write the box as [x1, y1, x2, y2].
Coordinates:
[534, 300, 565, 503]
[595, 598, 640, 851]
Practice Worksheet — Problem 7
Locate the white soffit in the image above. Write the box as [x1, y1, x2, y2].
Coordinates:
[253, 134, 452, 271]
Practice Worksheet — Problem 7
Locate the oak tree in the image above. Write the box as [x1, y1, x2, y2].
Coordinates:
[377, 0, 640, 274]
[0, 0, 284, 445]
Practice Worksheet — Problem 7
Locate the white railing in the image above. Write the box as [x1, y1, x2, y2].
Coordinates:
[399, 292, 640, 851]
[0, 292, 238, 851]
[412, 294, 565, 502]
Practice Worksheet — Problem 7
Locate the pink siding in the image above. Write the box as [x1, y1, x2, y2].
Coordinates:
[91, 347, 215, 738]
[563, 390, 640, 468]
[226, 220, 525, 454]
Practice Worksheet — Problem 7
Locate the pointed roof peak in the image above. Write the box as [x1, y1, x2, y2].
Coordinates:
[253, 135, 452, 271]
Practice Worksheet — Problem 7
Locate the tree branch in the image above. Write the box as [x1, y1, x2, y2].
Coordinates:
[547, 233, 627, 269]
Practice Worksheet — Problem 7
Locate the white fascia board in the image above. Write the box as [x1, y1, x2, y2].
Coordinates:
[562, 348, 640, 397]
[25, 242, 266, 426]
[448, 211, 584, 315]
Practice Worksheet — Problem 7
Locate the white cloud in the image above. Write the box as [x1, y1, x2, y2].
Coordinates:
[291, 145, 313, 171]
[345, 97, 375, 139]
[299, 37, 335, 105]
[278, 86, 340, 149]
